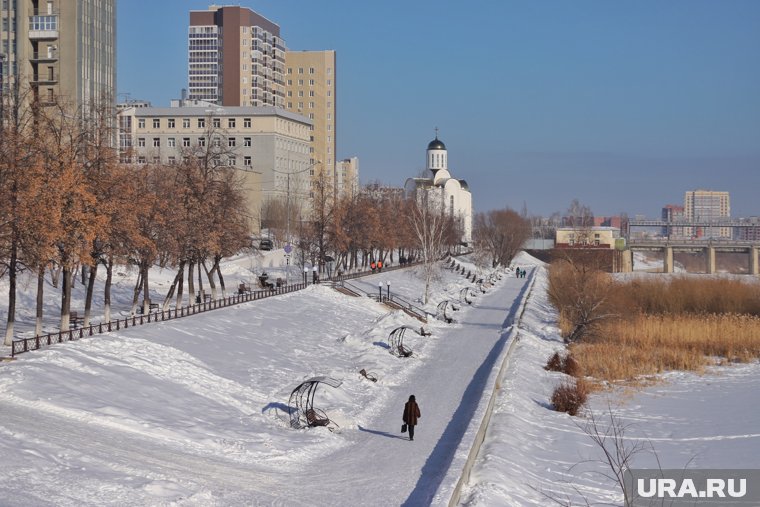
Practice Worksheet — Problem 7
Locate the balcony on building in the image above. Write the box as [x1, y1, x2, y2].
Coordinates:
[29, 15, 59, 39]
[30, 48, 58, 62]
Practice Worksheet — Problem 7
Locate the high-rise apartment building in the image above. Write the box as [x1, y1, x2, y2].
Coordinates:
[684, 190, 731, 238]
[1, 0, 115, 108]
[284, 50, 336, 197]
[188, 5, 286, 108]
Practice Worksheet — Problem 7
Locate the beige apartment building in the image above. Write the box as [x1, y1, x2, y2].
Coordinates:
[684, 190, 731, 238]
[337, 157, 360, 198]
[284, 50, 337, 198]
[188, 5, 286, 108]
[118, 105, 312, 234]
[1, 0, 115, 108]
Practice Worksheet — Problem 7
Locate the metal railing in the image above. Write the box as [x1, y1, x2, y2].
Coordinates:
[9, 259, 426, 358]
[11, 282, 306, 358]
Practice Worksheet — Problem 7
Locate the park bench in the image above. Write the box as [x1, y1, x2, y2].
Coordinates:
[136, 302, 159, 314]
[238, 283, 252, 294]
[258, 273, 275, 290]
[69, 311, 83, 328]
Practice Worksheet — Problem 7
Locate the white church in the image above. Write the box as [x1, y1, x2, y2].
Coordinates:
[404, 133, 473, 246]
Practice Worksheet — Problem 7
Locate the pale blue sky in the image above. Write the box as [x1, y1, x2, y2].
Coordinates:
[118, 1, 760, 218]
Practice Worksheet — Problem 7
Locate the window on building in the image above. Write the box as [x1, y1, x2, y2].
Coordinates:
[309, 90, 314, 97]
[153, 119, 160, 129]
[298, 67, 304, 74]
[309, 102, 314, 108]
[138, 119, 145, 129]
[244, 137, 251, 147]
[138, 138, 145, 147]
[168, 156, 176, 165]
[244, 156, 251, 167]
[228, 118, 236, 128]
[168, 119, 175, 128]
[137, 156, 146, 164]
[168, 138, 176, 147]
[153, 138, 160, 147]
[198, 137, 206, 147]
[198, 118, 205, 128]
[183, 118, 190, 128]
[228, 137, 236, 147]
[183, 137, 190, 147]
[228, 156, 236, 166]
[309, 67, 315, 74]
[153, 156, 160, 164]
[244, 118, 251, 128]
[213, 118, 220, 128]
[213, 137, 221, 147]
[298, 79, 304, 85]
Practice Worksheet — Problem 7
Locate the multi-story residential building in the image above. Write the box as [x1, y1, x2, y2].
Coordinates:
[188, 5, 286, 108]
[336, 157, 359, 198]
[684, 190, 731, 238]
[1, 0, 115, 108]
[284, 50, 337, 197]
[117, 105, 312, 234]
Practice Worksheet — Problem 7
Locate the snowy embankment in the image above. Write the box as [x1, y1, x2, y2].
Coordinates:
[460, 252, 760, 506]
[0, 252, 532, 506]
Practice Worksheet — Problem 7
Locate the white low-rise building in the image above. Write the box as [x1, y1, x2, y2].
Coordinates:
[404, 135, 472, 246]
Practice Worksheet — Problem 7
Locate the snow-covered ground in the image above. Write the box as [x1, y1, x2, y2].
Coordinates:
[1, 250, 758, 506]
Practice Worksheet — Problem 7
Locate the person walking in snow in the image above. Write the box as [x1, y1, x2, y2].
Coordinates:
[402, 395, 421, 441]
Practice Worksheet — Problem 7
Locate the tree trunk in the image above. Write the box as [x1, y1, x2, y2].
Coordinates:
[131, 271, 143, 314]
[141, 261, 150, 314]
[187, 261, 195, 304]
[175, 261, 185, 309]
[164, 261, 184, 311]
[35, 266, 45, 337]
[104, 255, 113, 323]
[84, 261, 98, 327]
[60, 267, 73, 330]
[3, 241, 18, 346]
[197, 259, 205, 299]
[202, 260, 217, 300]
[50, 263, 60, 289]
[213, 255, 226, 298]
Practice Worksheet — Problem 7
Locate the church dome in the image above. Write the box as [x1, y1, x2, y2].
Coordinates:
[427, 137, 446, 151]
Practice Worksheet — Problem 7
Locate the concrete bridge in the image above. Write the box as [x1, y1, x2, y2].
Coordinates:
[625, 239, 760, 274]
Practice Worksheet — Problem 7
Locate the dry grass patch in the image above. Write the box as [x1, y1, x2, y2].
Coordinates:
[571, 313, 760, 383]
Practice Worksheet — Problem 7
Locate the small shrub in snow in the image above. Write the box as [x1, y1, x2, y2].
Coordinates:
[545, 352, 580, 377]
[551, 378, 588, 416]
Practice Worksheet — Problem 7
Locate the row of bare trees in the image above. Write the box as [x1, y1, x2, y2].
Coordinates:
[0, 90, 250, 345]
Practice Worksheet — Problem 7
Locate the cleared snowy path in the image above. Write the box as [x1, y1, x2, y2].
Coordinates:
[279, 273, 531, 506]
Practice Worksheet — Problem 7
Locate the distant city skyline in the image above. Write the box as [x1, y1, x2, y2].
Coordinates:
[117, 1, 760, 218]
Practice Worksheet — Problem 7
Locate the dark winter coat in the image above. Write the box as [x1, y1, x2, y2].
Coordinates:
[403, 400, 421, 426]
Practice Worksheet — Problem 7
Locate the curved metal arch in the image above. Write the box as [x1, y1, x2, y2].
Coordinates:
[459, 287, 474, 304]
[388, 326, 415, 357]
[437, 300, 457, 323]
[288, 376, 342, 429]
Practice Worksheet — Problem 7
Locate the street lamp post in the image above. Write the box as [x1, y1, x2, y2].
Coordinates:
[387, 282, 390, 300]
[378, 282, 383, 302]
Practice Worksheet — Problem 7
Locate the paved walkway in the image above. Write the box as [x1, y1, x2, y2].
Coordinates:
[277, 272, 531, 506]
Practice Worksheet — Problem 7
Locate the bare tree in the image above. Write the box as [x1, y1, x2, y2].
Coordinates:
[406, 192, 448, 304]
[473, 208, 531, 267]
[547, 251, 619, 342]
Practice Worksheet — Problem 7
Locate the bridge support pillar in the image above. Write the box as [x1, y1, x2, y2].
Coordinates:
[751, 248, 759, 276]
[706, 247, 716, 274]
[663, 247, 674, 273]
[621, 250, 633, 273]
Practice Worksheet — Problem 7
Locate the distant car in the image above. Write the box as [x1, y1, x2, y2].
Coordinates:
[259, 238, 273, 251]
